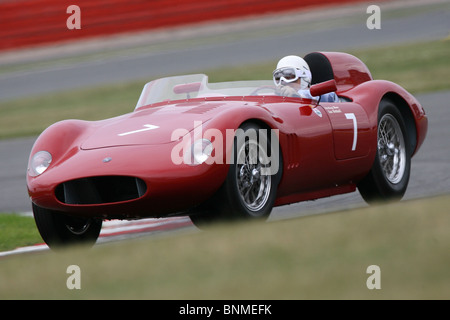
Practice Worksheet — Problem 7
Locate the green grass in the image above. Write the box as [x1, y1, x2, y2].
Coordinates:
[0, 214, 42, 251]
[0, 39, 449, 139]
[355, 39, 450, 94]
[0, 195, 449, 299]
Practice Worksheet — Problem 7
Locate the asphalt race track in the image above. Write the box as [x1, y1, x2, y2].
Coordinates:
[0, 0, 448, 101]
[0, 0, 449, 240]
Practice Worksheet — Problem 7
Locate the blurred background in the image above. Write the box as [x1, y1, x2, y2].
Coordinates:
[0, 0, 365, 50]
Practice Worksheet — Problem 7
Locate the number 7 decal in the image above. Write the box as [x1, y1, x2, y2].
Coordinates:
[345, 113, 358, 151]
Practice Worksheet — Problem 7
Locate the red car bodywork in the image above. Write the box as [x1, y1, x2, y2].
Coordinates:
[26, 52, 428, 220]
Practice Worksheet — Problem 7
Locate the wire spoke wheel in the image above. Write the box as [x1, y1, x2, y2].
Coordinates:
[33, 203, 102, 249]
[63, 216, 95, 235]
[357, 99, 412, 203]
[236, 139, 272, 212]
[377, 114, 406, 184]
[190, 123, 282, 228]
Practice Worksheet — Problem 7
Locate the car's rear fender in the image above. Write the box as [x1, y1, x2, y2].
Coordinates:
[341, 80, 427, 156]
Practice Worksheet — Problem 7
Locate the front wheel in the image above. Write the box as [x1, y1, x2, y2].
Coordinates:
[33, 203, 102, 249]
[357, 99, 411, 204]
[190, 123, 282, 227]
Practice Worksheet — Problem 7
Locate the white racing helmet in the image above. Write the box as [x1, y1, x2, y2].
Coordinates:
[273, 55, 312, 90]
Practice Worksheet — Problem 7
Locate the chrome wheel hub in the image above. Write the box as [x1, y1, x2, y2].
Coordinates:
[377, 114, 406, 184]
[236, 140, 271, 212]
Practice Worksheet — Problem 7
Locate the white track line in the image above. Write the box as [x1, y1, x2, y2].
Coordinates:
[0, 217, 193, 258]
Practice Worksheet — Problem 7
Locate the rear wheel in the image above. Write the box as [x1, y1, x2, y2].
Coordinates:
[33, 203, 102, 249]
[190, 123, 282, 227]
[358, 99, 411, 203]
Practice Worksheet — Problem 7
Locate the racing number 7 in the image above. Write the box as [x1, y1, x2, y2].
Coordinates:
[345, 113, 357, 151]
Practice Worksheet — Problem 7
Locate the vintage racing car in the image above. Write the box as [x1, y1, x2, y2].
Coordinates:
[27, 51, 428, 248]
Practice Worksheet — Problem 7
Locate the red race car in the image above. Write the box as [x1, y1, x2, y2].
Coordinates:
[27, 51, 427, 248]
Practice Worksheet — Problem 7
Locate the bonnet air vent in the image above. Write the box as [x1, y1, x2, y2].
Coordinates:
[183, 102, 224, 114]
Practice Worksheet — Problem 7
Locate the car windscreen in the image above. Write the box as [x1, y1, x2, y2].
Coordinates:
[135, 74, 275, 110]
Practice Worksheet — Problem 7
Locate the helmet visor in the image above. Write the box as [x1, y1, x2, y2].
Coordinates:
[273, 67, 302, 85]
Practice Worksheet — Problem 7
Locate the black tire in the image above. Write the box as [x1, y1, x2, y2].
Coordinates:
[33, 203, 102, 249]
[190, 123, 282, 227]
[357, 99, 412, 204]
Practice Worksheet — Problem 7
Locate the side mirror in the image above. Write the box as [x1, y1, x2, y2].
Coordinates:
[310, 79, 337, 97]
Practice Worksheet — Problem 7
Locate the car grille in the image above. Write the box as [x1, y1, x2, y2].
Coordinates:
[55, 176, 147, 205]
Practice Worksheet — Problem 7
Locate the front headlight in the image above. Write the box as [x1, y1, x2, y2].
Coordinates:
[29, 151, 52, 176]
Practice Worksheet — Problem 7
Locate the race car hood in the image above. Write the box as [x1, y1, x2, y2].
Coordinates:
[80, 101, 225, 150]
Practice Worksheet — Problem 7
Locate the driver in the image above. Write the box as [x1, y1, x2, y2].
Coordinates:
[273, 55, 339, 103]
